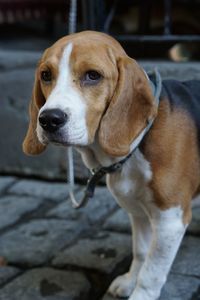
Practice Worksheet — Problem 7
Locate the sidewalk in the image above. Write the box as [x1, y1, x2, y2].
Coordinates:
[0, 175, 200, 300]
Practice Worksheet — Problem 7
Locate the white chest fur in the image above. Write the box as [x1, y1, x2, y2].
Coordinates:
[77, 142, 153, 217]
[107, 149, 153, 216]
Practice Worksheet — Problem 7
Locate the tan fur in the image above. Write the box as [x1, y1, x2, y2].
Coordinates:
[23, 76, 46, 155]
[140, 99, 200, 224]
[99, 56, 157, 156]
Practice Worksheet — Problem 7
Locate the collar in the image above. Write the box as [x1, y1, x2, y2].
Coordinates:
[69, 69, 162, 208]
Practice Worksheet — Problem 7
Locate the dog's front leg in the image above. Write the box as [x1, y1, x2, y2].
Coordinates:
[129, 207, 187, 300]
[108, 214, 152, 298]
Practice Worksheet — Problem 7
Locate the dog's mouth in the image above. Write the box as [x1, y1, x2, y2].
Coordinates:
[40, 130, 88, 148]
[42, 133, 72, 147]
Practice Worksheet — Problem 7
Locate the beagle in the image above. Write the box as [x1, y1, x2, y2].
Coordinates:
[23, 31, 200, 300]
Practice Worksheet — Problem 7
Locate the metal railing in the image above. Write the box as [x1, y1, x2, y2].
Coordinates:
[81, 0, 200, 44]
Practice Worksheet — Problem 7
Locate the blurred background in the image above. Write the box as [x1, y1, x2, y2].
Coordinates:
[0, 0, 200, 181]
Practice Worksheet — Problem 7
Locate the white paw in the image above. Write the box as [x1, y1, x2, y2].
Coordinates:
[108, 272, 136, 298]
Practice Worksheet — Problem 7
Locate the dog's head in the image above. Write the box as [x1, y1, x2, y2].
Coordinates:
[23, 31, 156, 157]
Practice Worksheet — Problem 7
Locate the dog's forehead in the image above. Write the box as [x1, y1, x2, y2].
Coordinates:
[42, 31, 126, 66]
[70, 43, 115, 71]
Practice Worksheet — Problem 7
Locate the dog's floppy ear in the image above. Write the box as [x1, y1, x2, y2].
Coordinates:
[23, 73, 46, 155]
[99, 56, 157, 157]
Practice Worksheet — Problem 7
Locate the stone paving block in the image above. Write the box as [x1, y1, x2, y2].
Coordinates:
[172, 236, 200, 277]
[9, 179, 69, 202]
[0, 176, 16, 194]
[101, 273, 200, 300]
[47, 187, 117, 224]
[103, 209, 131, 233]
[0, 267, 90, 300]
[0, 195, 44, 230]
[0, 219, 83, 266]
[101, 236, 200, 300]
[52, 231, 132, 274]
[160, 273, 200, 300]
[0, 266, 21, 287]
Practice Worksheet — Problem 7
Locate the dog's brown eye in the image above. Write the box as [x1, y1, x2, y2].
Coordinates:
[86, 70, 101, 81]
[84, 70, 102, 84]
[41, 70, 52, 82]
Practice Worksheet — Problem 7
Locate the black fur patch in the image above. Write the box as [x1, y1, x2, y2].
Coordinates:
[161, 80, 200, 145]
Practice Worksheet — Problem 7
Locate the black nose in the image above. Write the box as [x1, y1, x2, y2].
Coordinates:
[39, 109, 67, 132]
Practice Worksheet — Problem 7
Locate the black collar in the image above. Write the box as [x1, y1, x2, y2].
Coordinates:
[78, 151, 133, 207]
[71, 69, 162, 208]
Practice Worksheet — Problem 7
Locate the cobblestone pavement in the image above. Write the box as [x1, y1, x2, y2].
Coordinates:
[0, 176, 200, 300]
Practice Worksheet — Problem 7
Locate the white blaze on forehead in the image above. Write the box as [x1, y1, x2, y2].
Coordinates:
[38, 42, 88, 145]
[41, 42, 74, 110]
[56, 42, 73, 92]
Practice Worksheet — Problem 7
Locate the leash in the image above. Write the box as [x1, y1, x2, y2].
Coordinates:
[67, 0, 79, 208]
[68, 0, 77, 34]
